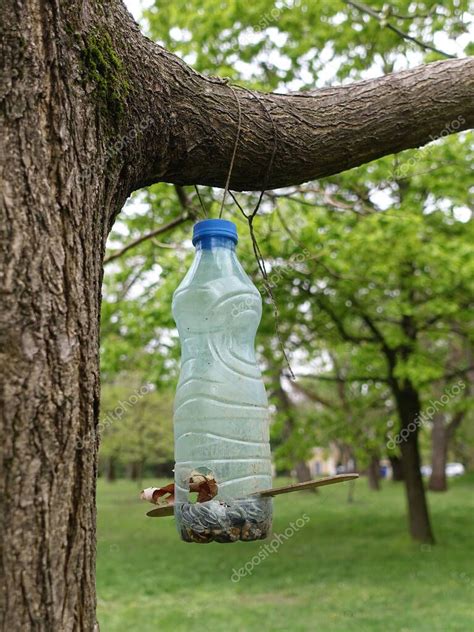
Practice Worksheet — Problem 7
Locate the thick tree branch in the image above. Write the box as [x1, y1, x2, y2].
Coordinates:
[91, 3, 474, 194]
[128, 47, 474, 191]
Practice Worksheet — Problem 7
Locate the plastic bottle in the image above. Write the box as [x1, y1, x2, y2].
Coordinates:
[172, 219, 273, 543]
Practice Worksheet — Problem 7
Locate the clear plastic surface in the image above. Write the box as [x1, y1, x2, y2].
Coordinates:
[172, 237, 273, 543]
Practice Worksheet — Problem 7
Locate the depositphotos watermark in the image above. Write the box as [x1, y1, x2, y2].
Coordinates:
[76, 384, 151, 450]
[394, 115, 466, 180]
[231, 248, 311, 318]
[387, 379, 466, 450]
[209, 0, 302, 59]
[230, 513, 310, 582]
[79, 115, 154, 183]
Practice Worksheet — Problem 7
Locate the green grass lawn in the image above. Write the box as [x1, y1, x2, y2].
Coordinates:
[97, 475, 474, 631]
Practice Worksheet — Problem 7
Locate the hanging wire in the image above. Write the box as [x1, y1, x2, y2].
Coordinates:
[193, 185, 208, 218]
[229, 190, 295, 381]
[219, 83, 295, 379]
[241, 87, 278, 220]
[219, 86, 242, 219]
[234, 89, 295, 379]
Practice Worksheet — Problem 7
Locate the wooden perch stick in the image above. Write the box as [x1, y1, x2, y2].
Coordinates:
[146, 474, 359, 517]
[254, 473, 359, 497]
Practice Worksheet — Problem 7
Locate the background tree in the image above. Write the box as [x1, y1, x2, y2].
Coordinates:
[98, 376, 174, 485]
[269, 197, 473, 542]
[428, 359, 473, 491]
[1, 0, 473, 628]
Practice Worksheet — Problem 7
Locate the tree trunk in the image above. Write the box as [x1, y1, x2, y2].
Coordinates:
[295, 460, 313, 484]
[106, 458, 117, 483]
[389, 455, 404, 481]
[428, 414, 448, 492]
[347, 480, 356, 504]
[1, 3, 130, 628]
[395, 385, 435, 543]
[3, 0, 472, 626]
[428, 409, 465, 492]
[272, 374, 315, 483]
[367, 455, 381, 491]
[128, 461, 143, 485]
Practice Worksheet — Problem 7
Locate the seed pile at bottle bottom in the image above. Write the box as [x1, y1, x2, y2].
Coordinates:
[176, 497, 272, 543]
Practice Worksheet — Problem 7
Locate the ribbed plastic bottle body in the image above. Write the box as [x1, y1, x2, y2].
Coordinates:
[172, 238, 273, 542]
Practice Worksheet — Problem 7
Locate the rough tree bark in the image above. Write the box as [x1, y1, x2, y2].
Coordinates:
[1, 0, 473, 628]
[1, 2, 132, 629]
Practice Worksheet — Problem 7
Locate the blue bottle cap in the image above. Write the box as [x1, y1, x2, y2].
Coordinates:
[192, 219, 238, 246]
